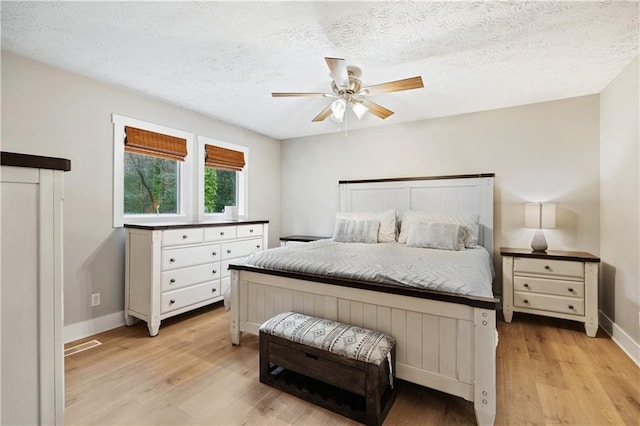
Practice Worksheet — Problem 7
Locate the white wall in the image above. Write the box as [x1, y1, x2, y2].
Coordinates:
[281, 95, 601, 295]
[1, 51, 281, 328]
[600, 56, 639, 358]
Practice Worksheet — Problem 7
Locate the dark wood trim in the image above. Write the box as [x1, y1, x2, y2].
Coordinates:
[279, 235, 331, 243]
[1, 152, 71, 172]
[124, 219, 269, 230]
[500, 247, 600, 263]
[229, 264, 499, 310]
[338, 173, 495, 185]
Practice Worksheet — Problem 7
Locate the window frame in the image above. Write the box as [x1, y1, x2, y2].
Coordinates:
[112, 114, 195, 227]
[197, 136, 249, 221]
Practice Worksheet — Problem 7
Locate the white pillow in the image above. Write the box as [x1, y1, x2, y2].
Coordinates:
[399, 211, 480, 247]
[406, 223, 466, 251]
[332, 219, 380, 243]
[335, 209, 397, 243]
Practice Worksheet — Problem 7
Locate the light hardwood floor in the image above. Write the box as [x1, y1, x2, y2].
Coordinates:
[65, 304, 639, 425]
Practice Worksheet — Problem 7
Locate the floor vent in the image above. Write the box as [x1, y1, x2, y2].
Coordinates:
[64, 339, 102, 357]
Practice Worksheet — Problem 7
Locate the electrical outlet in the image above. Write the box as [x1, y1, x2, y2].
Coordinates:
[91, 293, 100, 307]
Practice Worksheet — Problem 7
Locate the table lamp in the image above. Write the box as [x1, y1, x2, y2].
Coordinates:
[525, 202, 556, 252]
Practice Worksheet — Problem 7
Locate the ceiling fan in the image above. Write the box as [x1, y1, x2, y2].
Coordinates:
[272, 57, 424, 123]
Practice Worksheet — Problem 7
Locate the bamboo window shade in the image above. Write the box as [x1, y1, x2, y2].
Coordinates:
[124, 126, 188, 161]
[204, 144, 245, 172]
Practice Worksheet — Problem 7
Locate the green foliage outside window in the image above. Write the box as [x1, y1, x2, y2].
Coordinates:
[124, 152, 178, 214]
[204, 168, 237, 213]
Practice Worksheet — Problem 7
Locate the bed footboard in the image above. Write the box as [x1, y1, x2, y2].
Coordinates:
[230, 269, 496, 426]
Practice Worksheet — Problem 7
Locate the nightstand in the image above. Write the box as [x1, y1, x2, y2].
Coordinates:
[279, 235, 331, 247]
[500, 247, 600, 337]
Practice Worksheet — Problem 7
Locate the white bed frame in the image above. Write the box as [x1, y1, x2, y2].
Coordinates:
[230, 174, 498, 425]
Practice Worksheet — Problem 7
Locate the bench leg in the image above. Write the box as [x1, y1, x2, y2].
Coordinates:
[365, 364, 383, 426]
[259, 332, 270, 384]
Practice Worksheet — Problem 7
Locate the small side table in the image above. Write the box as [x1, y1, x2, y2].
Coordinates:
[501, 247, 600, 337]
[280, 235, 331, 247]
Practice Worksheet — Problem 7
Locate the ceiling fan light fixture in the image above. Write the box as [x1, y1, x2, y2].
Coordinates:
[330, 98, 346, 122]
[351, 100, 369, 119]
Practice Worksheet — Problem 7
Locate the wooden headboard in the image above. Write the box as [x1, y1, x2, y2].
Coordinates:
[338, 174, 495, 254]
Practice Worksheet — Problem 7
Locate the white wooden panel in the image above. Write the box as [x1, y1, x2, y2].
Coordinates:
[363, 303, 377, 330]
[457, 320, 474, 384]
[313, 294, 325, 318]
[348, 187, 409, 212]
[376, 306, 392, 335]
[293, 291, 304, 313]
[391, 308, 407, 364]
[439, 318, 457, 378]
[247, 283, 257, 323]
[255, 285, 265, 322]
[338, 299, 351, 323]
[350, 301, 364, 326]
[422, 314, 439, 371]
[406, 311, 422, 368]
[282, 289, 293, 312]
[239, 280, 248, 322]
[324, 296, 338, 321]
[303, 293, 314, 315]
[264, 285, 275, 320]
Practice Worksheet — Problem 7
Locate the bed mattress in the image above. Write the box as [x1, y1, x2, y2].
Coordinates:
[238, 240, 494, 298]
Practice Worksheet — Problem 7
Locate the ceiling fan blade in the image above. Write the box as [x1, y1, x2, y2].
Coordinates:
[360, 76, 424, 96]
[272, 92, 330, 97]
[359, 99, 394, 119]
[311, 104, 333, 122]
[325, 57, 350, 89]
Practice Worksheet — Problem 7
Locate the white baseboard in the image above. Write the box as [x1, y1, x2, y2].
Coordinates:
[599, 311, 640, 367]
[64, 311, 125, 344]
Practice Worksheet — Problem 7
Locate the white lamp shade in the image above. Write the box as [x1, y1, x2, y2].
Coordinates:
[525, 202, 556, 229]
[330, 98, 346, 122]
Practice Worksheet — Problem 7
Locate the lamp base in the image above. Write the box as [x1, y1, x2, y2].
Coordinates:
[531, 229, 548, 252]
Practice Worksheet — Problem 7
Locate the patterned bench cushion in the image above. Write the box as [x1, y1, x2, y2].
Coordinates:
[259, 311, 395, 366]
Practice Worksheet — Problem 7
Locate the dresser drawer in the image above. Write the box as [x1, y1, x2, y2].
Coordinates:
[160, 281, 221, 314]
[161, 263, 221, 292]
[162, 228, 204, 247]
[204, 226, 237, 242]
[162, 244, 221, 270]
[513, 276, 584, 298]
[514, 291, 584, 316]
[237, 224, 262, 239]
[221, 238, 263, 260]
[514, 257, 584, 278]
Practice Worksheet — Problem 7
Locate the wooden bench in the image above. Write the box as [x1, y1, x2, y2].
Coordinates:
[259, 312, 396, 426]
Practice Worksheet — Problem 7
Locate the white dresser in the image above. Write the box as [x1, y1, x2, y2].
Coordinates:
[1, 152, 70, 425]
[125, 220, 269, 336]
[501, 247, 600, 337]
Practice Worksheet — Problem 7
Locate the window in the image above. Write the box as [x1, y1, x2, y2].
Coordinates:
[198, 136, 248, 219]
[112, 115, 194, 227]
[112, 115, 249, 227]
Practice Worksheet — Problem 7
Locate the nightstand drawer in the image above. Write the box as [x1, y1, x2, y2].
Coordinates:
[514, 291, 584, 316]
[514, 257, 584, 278]
[513, 276, 584, 298]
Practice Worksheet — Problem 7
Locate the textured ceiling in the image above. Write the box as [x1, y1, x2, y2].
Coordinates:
[1, 1, 638, 140]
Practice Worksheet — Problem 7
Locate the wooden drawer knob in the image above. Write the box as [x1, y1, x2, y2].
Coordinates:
[170, 278, 176, 284]
[170, 258, 176, 263]
[212, 288, 217, 293]
[250, 229, 254, 233]
[169, 299, 176, 304]
[568, 287, 574, 293]
[568, 305, 574, 310]
[182, 235, 188, 239]
[544, 265, 550, 270]
[256, 244, 261, 249]
[523, 299, 529, 304]
[220, 231, 225, 236]
[212, 251, 217, 256]
[227, 250, 232, 254]
[212, 270, 217, 274]
[523, 283, 530, 288]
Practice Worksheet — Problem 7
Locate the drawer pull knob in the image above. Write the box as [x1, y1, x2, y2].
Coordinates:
[212, 288, 217, 293]
[523, 283, 529, 288]
[170, 278, 176, 283]
[568, 305, 574, 310]
[212, 270, 217, 274]
[227, 250, 232, 254]
[170, 258, 176, 263]
[220, 231, 225, 236]
[544, 265, 550, 270]
[212, 251, 217, 256]
[169, 299, 176, 304]
[568, 287, 574, 293]
[182, 235, 188, 239]
[523, 299, 529, 304]
[257, 245, 261, 249]
[250, 229, 254, 233]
